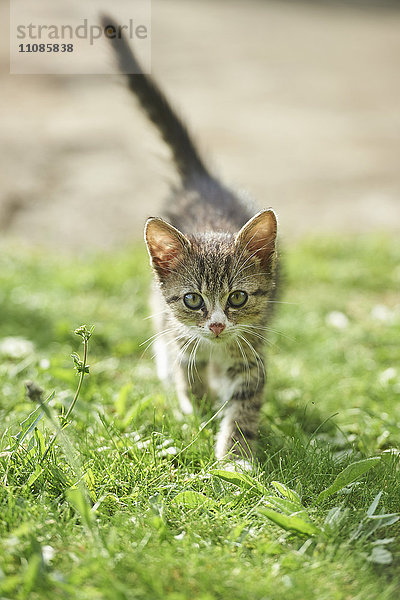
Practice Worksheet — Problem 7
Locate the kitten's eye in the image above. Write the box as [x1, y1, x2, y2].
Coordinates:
[183, 293, 204, 310]
[228, 290, 248, 308]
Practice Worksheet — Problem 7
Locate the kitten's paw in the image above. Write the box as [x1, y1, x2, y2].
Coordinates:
[178, 394, 194, 415]
[219, 457, 256, 473]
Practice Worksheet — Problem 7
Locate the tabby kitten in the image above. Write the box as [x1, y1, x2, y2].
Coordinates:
[103, 16, 279, 466]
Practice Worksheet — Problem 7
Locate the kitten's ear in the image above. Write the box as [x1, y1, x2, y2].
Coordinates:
[144, 217, 191, 277]
[235, 209, 277, 266]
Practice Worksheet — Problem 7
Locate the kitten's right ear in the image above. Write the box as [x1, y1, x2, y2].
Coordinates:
[144, 217, 191, 278]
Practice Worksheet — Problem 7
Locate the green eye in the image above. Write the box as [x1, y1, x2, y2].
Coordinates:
[228, 290, 248, 308]
[183, 293, 204, 310]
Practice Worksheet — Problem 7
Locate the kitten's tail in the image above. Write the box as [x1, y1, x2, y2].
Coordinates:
[101, 14, 211, 187]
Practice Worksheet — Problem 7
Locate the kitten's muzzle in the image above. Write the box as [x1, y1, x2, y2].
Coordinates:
[209, 323, 226, 337]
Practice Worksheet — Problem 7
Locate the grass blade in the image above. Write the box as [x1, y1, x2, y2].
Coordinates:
[172, 491, 217, 509]
[211, 469, 267, 495]
[11, 392, 54, 450]
[259, 508, 321, 536]
[271, 481, 302, 505]
[264, 496, 309, 519]
[317, 457, 381, 503]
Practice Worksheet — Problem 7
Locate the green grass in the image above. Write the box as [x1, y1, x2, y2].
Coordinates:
[1, 235, 400, 600]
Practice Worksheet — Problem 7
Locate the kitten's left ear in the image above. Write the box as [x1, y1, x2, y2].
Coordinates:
[144, 217, 191, 278]
[235, 209, 277, 266]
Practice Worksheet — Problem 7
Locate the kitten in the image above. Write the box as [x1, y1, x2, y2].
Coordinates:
[103, 16, 279, 467]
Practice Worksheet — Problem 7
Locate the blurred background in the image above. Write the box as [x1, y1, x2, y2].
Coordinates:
[1, 0, 400, 250]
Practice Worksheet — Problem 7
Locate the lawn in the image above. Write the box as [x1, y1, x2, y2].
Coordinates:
[0, 235, 399, 600]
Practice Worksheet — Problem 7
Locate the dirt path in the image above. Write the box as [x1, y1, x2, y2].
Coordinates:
[1, 0, 399, 250]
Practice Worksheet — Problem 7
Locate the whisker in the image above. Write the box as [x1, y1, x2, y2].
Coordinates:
[234, 328, 277, 350]
[265, 300, 298, 305]
[146, 331, 188, 363]
[187, 337, 199, 385]
[235, 337, 251, 388]
[242, 324, 295, 341]
[235, 326, 269, 344]
[143, 309, 169, 321]
[139, 327, 179, 360]
[140, 327, 175, 347]
[175, 336, 197, 372]
[237, 334, 264, 389]
[188, 337, 201, 385]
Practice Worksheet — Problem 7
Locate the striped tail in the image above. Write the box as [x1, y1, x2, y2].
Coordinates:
[101, 14, 211, 187]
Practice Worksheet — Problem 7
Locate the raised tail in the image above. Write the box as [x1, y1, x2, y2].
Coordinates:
[101, 14, 211, 187]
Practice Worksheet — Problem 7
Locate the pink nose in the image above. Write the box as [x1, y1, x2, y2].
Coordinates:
[209, 322, 226, 337]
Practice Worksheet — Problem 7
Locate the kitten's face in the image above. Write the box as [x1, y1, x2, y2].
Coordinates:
[156, 240, 274, 345]
[145, 210, 277, 346]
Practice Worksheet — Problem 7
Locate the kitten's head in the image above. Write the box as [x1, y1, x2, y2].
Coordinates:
[144, 210, 278, 345]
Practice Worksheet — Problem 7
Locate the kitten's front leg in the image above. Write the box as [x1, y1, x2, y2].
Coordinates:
[215, 356, 265, 464]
